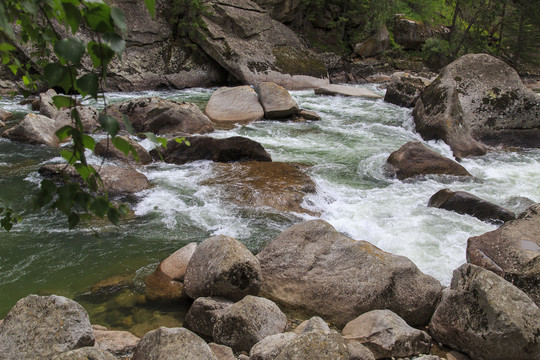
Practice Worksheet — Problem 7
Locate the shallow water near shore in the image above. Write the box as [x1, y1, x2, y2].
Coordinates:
[1, 85, 540, 333]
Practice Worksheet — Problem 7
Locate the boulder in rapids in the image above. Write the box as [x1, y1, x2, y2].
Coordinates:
[413, 54, 540, 158]
[429, 188, 515, 224]
[2, 113, 69, 147]
[191, 0, 328, 89]
[314, 84, 382, 99]
[256, 220, 443, 328]
[467, 203, 540, 306]
[151, 136, 272, 164]
[384, 72, 431, 108]
[0, 294, 95, 360]
[205, 86, 265, 126]
[255, 82, 299, 119]
[202, 161, 316, 215]
[386, 141, 471, 180]
[0, 109, 13, 123]
[107, 97, 214, 136]
[429, 263, 540, 360]
[39, 164, 151, 195]
[94, 136, 152, 165]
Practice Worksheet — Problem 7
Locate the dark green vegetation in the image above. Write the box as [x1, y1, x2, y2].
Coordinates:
[296, 0, 539, 71]
[0, 0, 155, 231]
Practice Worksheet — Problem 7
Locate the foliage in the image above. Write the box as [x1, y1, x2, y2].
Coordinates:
[0, 0, 155, 231]
[171, 0, 209, 41]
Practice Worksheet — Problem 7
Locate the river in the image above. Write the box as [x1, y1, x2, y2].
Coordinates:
[1, 85, 539, 335]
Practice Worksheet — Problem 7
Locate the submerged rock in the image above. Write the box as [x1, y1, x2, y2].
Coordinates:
[205, 86, 265, 126]
[213, 295, 288, 352]
[429, 189, 515, 223]
[413, 54, 540, 158]
[152, 136, 272, 164]
[429, 264, 540, 360]
[2, 113, 69, 147]
[467, 203, 540, 305]
[203, 161, 316, 214]
[314, 84, 382, 99]
[0, 294, 95, 360]
[342, 309, 431, 359]
[107, 97, 214, 136]
[184, 235, 262, 301]
[257, 220, 443, 328]
[386, 141, 471, 180]
[145, 267, 186, 303]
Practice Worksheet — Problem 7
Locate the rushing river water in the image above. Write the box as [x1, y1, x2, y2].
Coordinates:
[1, 85, 540, 335]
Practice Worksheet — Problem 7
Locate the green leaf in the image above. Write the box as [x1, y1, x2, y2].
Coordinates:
[121, 114, 134, 135]
[143, 132, 168, 148]
[98, 113, 119, 137]
[102, 32, 125, 55]
[111, 136, 130, 156]
[91, 197, 109, 217]
[74, 191, 92, 210]
[36, 179, 57, 208]
[107, 206, 120, 225]
[75, 73, 99, 99]
[62, 2, 83, 34]
[56, 125, 74, 142]
[68, 211, 80, 229]
[82, 134, 96, 151]
[84, 2, 113, 33]
[144, 0, 156, 18]
[110, 7, 127, 32]
[43, 63, 73, 92]
[60, 149, 77, 164]
[52, 95, 76, 110]
[56, 183, 79, 213]
[175, 137, 190, 146]
[87, 41, 115, 69]
[54, 38, 86, 65]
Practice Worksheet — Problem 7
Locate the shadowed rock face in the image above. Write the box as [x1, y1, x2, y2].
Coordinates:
[203, 161, 317, 215]
[257, 220, 443, 328]
[467, 204, 540, 306]
[191, 0, 328, 89]
[384, 72, 431, 108]
[151, 136, 272, 165]
[413, 54, 540, 158]
[386, 141, 471, 180]
[428, 188, 516, 224]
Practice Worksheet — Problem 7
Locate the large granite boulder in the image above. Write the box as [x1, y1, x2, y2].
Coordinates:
[413, 54, 540, 158]
[94, 0, 227, 91]
[192, 0, 328, 89]
[158, 242, 197, 281]
[0, 295, 95, 360]
[386, 142, 471, 180]
[249, 332, 299, 360]
[393, 17, 441, 50]
[354, 26, 390, 58]
[429, 188, 515, 223]
[39, 164, 151, 195]
[203, 161, 316, 214]
[384, 72, 431, 108]
[256, 220, 443, 328]
[314, 84, 382, 98]
[467, 204, 540, 305]
[132, 327, 218, 360]
[255, 82, 299, 119]
[429, 264, 540, 360]
[184, 297, 234, 340]
[205, 86, 265, 126]
[2, 113, 70, 147]
[274, 328, 350, 360]
[184, 235, 262, 301]
[213, 295, 288, 352]
[152, 136, 272, 164]
[107, 97, 214, 136]
[94, 136, 152, 165]
[342, 310, 431, 359]
[52, 347, 116, 360]
[252, 0, 302, 23]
